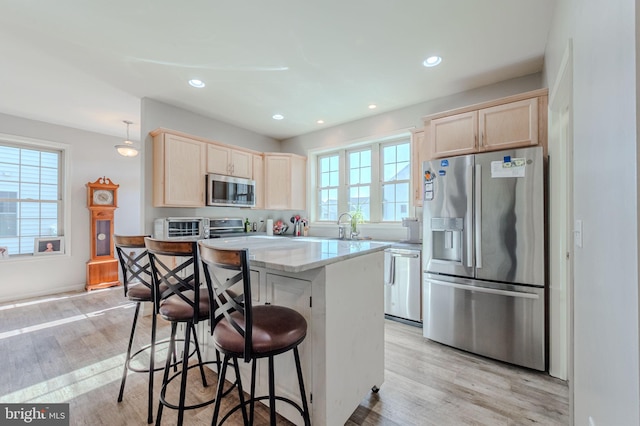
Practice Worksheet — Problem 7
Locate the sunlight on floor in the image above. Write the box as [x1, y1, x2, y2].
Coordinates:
[0, 288, 117, 312]
[0, 352, 126, 403]
[0, 302, 136, 340]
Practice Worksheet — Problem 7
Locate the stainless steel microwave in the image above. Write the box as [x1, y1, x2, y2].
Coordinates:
[206, 173, 256, 207]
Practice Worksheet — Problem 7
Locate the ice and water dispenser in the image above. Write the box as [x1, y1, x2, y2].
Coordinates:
[430, 217, 464, 263]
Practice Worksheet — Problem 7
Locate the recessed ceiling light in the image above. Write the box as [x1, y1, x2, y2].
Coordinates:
[188, 79, 205, 88]
[368, 104, 377, 110]
[423, 56, 442, 67]
[317, 119, 325, 124]
[272, 114, 284, 120]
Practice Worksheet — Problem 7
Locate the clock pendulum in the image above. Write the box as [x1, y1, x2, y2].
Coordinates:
[86, 177, 121, 291]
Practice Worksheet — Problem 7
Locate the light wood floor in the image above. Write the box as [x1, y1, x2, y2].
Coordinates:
[0, 287, 569, 425]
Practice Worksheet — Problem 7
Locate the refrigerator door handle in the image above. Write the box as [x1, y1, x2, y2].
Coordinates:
[465, 164, 474, 268]
[475, 163, 483, 269]
[427, 278, 540, 299]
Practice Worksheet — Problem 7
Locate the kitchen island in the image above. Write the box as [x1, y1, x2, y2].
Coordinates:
[199, 235, 391, 425]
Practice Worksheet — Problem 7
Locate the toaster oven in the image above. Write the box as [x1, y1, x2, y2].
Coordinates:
[153, 217, 210, 240]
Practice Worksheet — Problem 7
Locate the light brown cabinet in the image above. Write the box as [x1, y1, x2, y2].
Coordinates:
[151, 129, 307, 210]
[207, 144, 253, 178]
[152, 131, 206, 207]
[426, 89, 547, 159]
[264, 153, 307, 210]
[430, 110, 478, 158]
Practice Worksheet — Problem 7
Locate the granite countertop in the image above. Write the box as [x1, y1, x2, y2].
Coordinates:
[200, 235, 393, 273]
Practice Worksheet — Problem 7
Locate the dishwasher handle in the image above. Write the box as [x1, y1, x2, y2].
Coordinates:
[386, 255, 396, 285]
[390, 253, 420, 259]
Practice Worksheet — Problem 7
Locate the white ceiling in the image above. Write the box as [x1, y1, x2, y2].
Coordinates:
[0, 1, 556, 141]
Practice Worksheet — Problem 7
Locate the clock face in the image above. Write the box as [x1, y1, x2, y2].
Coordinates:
[93, 189, 114, 205]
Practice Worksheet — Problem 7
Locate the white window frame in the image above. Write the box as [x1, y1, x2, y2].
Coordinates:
[311, 131, 412, 224]
[0, 133, 71, 257]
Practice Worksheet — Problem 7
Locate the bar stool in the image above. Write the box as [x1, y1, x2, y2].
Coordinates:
[114, 234, 164, 424]
[198, 242, 311, 426]
[145, 237, 230, 426]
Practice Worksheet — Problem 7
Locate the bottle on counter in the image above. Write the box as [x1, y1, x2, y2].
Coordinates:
[245, 218, 251, 233]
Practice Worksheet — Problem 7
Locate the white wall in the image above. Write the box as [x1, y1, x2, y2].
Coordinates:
[543, 1, 640, 425]
[0, 112, 143, 303]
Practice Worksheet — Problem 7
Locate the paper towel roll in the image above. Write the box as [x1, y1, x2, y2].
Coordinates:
[266, 219, 273, 236]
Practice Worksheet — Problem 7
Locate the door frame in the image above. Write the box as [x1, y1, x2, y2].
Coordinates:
[548, 38, 574, 422]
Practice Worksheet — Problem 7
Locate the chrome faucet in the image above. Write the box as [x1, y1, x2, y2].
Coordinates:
[337, 212, 356, 240]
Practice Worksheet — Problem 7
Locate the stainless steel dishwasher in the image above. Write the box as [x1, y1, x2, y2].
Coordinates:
[384, 246, 422, 324]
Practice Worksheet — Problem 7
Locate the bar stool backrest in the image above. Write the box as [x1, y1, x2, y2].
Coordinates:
[114, 235, 152, 297]
[144, 238, 203, 321]
[199, 243, 253, 362]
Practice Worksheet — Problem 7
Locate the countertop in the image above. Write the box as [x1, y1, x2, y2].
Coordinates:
[200, 235, 393, 273]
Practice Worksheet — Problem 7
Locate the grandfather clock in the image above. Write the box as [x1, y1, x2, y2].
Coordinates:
[86, 177, 121, 291]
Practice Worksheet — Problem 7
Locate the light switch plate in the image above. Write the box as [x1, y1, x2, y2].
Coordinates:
[574, 219, 583, 248]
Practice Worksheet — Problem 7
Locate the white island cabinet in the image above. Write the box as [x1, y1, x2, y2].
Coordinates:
[199, 236, 390, 425]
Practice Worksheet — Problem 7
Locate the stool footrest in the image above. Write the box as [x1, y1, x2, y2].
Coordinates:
[218, 394, 307, 425]
[158, 360, 238, 412]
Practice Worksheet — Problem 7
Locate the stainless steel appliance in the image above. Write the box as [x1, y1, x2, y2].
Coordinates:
[153, 217, 209, 239]
[206, 173, 255, 207]
[422, 145, 545, 371]
[384, 246, 422, 324]
[207, 217, 245, 237]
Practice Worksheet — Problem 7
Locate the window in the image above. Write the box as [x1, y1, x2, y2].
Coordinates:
[314, 135, 411, 223]
[381, 142, 410, 221]
[317, 154, 339, 221]
[0, 139, 64, 256]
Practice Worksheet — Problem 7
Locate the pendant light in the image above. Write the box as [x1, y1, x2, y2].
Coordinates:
[115, 120, 139, 157]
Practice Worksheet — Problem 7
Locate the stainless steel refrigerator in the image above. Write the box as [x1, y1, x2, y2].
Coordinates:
[422, 145, 545, 371]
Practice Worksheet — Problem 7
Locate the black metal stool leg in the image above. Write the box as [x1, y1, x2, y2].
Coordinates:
[268, 356, 276, 425]
[250, 360, 257, 425]
[293, 347, 311, 426]
[232, 357, 248, 425]
[211, 355, 230, 426]
[176, 322, 192, 426]
[190, 323, 208, 387]
[147, 308, 157, 424]
[118, 301, 141, 403]
[156, 322, 177, 426]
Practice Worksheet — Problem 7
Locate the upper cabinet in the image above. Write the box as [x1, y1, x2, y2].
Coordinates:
[430, 111, 478, 158]
[207, 144, 253, 178]
[264, 153, 307, 211]
[151, 128, 306, 210]
[152, 131, 206, 207]
[479, 97, 538, 151]
[425, 89, 548, 159]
